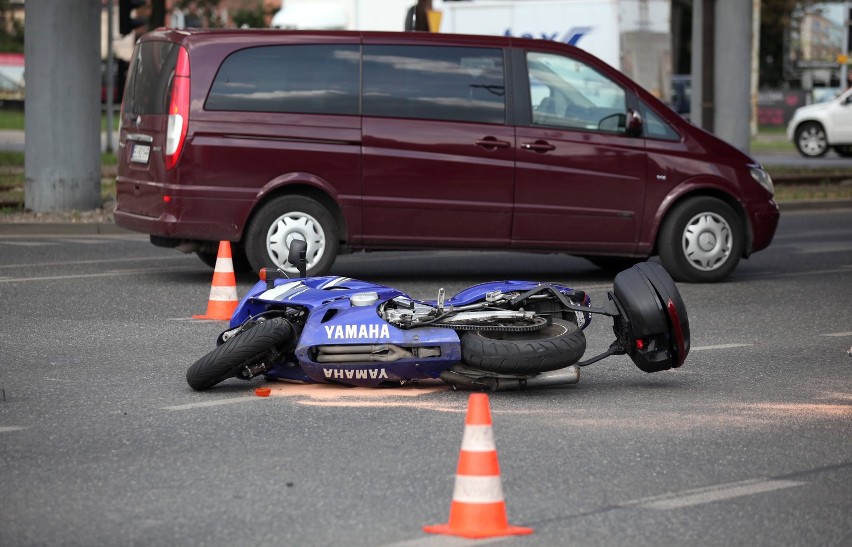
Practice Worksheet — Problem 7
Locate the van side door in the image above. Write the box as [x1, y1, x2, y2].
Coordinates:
[511, 48, 647, 254]
[360, 42, 514, 247]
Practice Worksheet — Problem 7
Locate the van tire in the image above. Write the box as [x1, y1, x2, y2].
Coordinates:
[657, 197, 743, 283]
[244, 196, 338, 276]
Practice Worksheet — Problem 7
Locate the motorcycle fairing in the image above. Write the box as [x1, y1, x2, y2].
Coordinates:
[230, 275, 462, 386]
[229, 276, 402, 328]
[292, 298, 461, 386]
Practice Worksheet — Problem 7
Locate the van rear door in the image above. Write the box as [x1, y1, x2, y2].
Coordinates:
[360, 42, 514, 247]
[116, 40, 182, 220]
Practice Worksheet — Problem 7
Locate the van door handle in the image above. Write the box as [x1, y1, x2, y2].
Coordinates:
[475, 138, 511, 149]
[521, 141, 556, 153]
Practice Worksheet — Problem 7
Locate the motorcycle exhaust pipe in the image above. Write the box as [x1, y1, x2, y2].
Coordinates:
[520, 365, 580, 389]
[440, 365, 580, 391]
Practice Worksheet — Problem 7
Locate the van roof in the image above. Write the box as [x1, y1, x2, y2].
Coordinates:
[140, 28, 580, 53]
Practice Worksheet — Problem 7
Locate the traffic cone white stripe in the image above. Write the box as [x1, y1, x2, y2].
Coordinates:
[452, 475, 505, 504]
[209, 285, 238, 301]
[214, 258, 234, 273]
[461, 425, 496, 452]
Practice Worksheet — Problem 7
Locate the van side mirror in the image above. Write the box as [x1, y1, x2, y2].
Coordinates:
[599, 113, 626, 133]
[287, 239, 308, 278]
[625, 109, 643, 138]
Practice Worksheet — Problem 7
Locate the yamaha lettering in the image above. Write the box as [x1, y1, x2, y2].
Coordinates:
[323, 323, 391, 340]
[323, 368, 389, 380]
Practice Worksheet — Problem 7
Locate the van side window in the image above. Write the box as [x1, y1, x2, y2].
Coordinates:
[527, 52, 627, 134]
[363, 45, 505, 124]
[206, 45, 360, 115]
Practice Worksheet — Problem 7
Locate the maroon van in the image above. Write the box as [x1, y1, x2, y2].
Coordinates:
[115, 29, 779, 282]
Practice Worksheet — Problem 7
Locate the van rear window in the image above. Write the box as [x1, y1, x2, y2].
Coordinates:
[123, 41, 181, 116]
[206, 45, 360, 115]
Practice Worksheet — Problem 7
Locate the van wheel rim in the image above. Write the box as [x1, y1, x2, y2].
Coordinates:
[682, 212, 732, 272]
[266, 212, 325, 273]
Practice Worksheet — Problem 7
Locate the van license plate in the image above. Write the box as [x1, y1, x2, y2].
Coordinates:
[130, 143, 150, 164]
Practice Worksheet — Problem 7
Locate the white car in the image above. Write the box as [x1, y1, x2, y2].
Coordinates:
[787, 87, 852, 157]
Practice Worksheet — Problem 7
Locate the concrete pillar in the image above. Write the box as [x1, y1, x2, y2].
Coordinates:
[713, 0, 753, 152]
[690, 0, 710, 129]
[25, 0, 101, 213]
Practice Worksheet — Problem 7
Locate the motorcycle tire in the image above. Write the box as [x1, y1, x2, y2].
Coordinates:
[186, 318, 296, 391]
[461, 318, 586, 375]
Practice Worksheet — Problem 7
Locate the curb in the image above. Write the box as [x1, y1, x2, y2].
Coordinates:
[0, 222, 133, 235]
[778, 199, 852, 212]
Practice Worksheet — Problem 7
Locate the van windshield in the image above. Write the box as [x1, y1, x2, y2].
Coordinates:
[122, 41, 180, 116]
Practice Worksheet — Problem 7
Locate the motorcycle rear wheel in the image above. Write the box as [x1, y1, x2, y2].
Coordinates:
[186, 318, 295, 391]
[461, 318, 586, 374]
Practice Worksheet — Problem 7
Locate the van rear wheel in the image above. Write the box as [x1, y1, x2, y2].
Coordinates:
[244, 196, 338, 277]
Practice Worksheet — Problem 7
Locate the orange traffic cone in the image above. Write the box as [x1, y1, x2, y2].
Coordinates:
[193, 241, 239, 320]
[424, 393, 533, 539]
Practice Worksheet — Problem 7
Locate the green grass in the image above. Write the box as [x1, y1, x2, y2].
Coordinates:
[0, 109, 120, 131]
[773, 182, 852, 202]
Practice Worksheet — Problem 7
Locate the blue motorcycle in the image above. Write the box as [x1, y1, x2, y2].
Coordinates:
[187, 241, 690, 391]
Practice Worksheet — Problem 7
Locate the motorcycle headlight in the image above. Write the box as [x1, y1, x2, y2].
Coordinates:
[750, 167, 774, 196]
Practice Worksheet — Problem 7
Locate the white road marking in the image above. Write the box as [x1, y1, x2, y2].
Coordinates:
[0, 241, 56, 246]
[794, 242, 852, 254]
[0, 426, 26, 433]
[162, 396, 264, 411]
[0, 266, 200, 283]
[382, 535, 507, 546]
[624, 478, 805, 510]
[691, 343, 753, 351]
[0, 254, 193, 270]
[821, 331, 852, 337]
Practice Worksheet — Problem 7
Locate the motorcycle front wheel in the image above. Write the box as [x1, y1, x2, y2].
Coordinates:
[461, 318, 586, 374]
[186, 318, 296, 391]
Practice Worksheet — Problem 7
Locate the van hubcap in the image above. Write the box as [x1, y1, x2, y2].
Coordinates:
[682, 212, 731, 271]
[266, 212, 325, 273]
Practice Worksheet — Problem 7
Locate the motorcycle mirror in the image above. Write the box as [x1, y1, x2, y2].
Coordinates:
[287, 239, 308, 278]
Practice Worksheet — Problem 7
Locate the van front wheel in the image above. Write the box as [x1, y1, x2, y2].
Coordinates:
[657, 197, 743, 283]
[244, 196, 338, 277]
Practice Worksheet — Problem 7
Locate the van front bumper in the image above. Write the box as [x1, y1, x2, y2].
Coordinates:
[747, 198, 780, 254]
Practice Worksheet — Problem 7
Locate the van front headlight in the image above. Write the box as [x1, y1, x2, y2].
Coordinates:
[750, 167, 774, 196]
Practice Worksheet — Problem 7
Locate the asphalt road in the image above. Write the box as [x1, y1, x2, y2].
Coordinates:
[1, 209, 850, 547]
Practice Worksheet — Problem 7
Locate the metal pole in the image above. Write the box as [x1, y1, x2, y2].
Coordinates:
[842, 0, 850, 89]
[106, 0, 115, 153]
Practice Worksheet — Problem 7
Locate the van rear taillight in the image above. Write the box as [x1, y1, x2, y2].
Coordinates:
[165, 46, 190, 170]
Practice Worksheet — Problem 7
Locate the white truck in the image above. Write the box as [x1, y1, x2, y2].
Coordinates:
[433, 0, 672, 100]
[270, 0, 414, 32]
[270, 0, 672, 100]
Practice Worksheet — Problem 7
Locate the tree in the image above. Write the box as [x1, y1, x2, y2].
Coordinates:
[0, 0, 24, 53]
